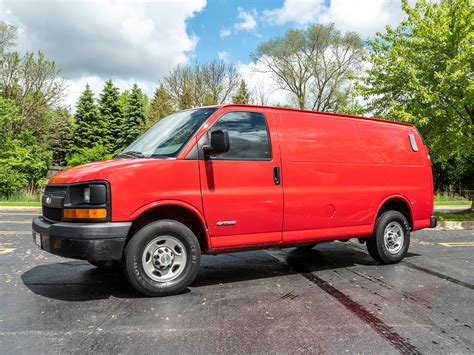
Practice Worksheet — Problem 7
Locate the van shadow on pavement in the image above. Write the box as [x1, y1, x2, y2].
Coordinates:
[21, 243, 420, 302]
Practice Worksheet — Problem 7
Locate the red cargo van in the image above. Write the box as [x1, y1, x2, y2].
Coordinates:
[33, 104, 437, 296]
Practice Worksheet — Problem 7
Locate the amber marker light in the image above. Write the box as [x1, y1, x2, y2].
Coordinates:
[63, 208, 107, 219]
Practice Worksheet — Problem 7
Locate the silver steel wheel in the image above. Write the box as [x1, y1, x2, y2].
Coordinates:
[383, 221, 404, 254]
[142, 235, 187, 282]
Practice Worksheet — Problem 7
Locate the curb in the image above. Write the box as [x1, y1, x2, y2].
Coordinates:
[436, 221, 474, 230]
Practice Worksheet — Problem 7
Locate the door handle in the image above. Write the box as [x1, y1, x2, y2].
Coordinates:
[273, 166, 280, 185]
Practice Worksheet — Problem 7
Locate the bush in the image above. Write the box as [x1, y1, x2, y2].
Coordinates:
[66, 144, 113, 167]
[0, 165, 27, 197]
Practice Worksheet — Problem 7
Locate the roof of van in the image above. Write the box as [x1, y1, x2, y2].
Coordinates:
[215, 104, 414, 128]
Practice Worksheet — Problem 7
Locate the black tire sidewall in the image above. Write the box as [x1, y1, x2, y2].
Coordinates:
[124, 220, 201, 296]
[374, 211, 410, 264]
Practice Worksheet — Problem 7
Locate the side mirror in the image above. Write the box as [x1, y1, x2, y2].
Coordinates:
[203, 130, 230, 157]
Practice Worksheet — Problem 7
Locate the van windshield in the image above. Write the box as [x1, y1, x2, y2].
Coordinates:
[117, 107, 217, 158]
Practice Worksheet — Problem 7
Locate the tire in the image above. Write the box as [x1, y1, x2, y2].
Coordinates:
[296, 243, 318, 250]
[88, 260, 121, 269]
[366, 211, 410, 264]
[123, 220, 201, 297]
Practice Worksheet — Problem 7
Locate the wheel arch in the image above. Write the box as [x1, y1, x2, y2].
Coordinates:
[374, 195, 414, 230]
[127, 200, 210, 252]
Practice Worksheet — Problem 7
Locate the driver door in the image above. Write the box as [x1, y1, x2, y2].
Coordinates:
[198, 109, 283, 249]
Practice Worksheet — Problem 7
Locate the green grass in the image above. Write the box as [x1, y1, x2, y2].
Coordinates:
[435, 210, 474, 221]
[434, 192, 469, 203]
[0, 201, 41, 206]
[0, 192, 42, 206]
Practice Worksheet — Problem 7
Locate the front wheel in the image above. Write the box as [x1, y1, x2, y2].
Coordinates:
[123, 220, 201, 296]
[366, 211, 410, 264]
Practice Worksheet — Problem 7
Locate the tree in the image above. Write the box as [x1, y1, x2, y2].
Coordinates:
[44, 107, 73, 165]
[361, 0, 473, 194]
[232, 79, 251, 104]
[98, 80, 123, 152]
[147, 84, 174, 126]
[163, 60, 241, 109]
[0, 51, 66, 131]
[118, 83, 147, 148]
[252, 24, 364, 111]
[71, 84, 102, 151]
[0, 21, 17, 55]
[201, 59, 241, 104]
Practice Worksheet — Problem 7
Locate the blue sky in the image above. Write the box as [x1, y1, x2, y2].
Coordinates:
[188, 0, 292, 64]
[1, 0, 409, 108]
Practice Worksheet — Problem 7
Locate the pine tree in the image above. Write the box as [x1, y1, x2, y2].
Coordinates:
[71, 84, 101, 151]
[232, 79, 250, 104]
[147, 84, 174, 127]
[119, 84, 147, 148]
[98, 80, 123, 153]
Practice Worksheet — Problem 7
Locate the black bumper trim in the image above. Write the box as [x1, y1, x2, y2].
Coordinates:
[430, 215, 438, 228]
[32, 217, 131, 262]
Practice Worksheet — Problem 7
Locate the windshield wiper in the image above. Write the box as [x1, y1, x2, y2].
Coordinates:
[116, 151, 146, 159]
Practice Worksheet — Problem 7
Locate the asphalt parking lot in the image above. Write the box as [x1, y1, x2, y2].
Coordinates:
[0, 209, 473, 354]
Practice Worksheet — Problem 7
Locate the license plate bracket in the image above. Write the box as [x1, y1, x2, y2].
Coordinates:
[34, 232, 42, 248]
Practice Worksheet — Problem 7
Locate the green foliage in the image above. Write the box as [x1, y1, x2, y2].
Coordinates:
[45, 107, 73, 165]
[0, 165, 27, 197]
[71, 84, 102, 151]
[66, 144, 113, 167]
[118, 84, 148, 148]
[147, 84, 174, 127]
[98, 80, 123, 153]
[232, 80, 251, 104]
[361, 0, 473, 191]
[0, 97, 22, 141]
[0, 132, 52, 193]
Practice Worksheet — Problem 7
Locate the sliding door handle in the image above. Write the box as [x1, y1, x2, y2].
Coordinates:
[273, 166, 280, 185]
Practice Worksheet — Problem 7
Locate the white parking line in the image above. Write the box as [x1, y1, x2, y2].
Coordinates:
[0, 220, 32, 224]
[0, 231, 32, 235]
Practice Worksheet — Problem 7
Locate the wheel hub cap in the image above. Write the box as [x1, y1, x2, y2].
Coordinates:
[153, 247, 174, 269]
[142, 235, 187, 283]
[383, 222, 404, 254]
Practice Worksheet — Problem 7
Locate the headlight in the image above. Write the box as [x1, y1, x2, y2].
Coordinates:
[83, 187, 91, 204]
[63, 182, 109, 221]
[66, 183, 107, 205]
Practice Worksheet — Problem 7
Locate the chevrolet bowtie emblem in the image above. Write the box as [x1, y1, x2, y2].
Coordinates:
[45, 196, 52, 205]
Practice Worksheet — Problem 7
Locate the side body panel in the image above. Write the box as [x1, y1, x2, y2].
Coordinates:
[278, 111, 433, 243]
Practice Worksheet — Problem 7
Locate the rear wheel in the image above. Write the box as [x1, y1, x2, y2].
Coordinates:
[123, 220, 201, 297]
[366, 211, 410, 264]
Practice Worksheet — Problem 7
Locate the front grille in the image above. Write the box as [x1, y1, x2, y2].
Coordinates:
[42, 206, 63, 222]
[42, 185, 67, 222]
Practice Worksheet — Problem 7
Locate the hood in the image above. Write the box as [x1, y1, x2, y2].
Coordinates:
[49, 158, 159, 184]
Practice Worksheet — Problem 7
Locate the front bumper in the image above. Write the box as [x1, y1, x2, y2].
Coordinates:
[32, 217, 132, 261]
[430, 215, 438, 228]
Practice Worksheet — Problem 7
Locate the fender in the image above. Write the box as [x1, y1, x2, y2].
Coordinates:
[373, 194, 414, 227]
[129, 199, 210, 244]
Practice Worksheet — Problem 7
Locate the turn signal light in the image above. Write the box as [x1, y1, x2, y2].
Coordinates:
[63, 208, 107, 219]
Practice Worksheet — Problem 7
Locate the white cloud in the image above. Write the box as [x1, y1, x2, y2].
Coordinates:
[217, 51, 230, 62]
[238, 60, 291, 107]
[235, 7, 257, 32]
[1, 0, 206, 80]
[319, 0, 408, 37]
[0, 0, 206, 110]
[219, 27, 231, 39]
[263, 0, 411, 37]
[263, 0, 325, 27]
